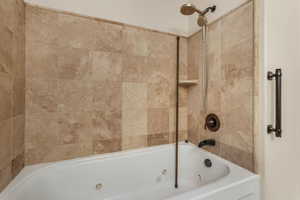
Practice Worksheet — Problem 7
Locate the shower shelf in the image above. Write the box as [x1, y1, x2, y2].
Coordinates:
[179, 80, 199, 87]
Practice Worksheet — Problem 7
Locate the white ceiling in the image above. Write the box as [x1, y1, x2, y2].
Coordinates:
[24, 0, 248, 36]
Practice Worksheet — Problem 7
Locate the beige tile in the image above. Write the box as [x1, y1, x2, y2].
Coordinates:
[0, 0, 24, 32]
[56, 47, 90, 80]
[91, 81, 122, 112]
[11, 28, 25, 78]
[0, 74, 12, 121]
[219, 142, 254, 171]
[148, 108, 169, 135]
[26, 5, 59, 45]
[0, 119, 12, 170]
[57, 79, 92, 113]
[0, 26, 13, 75]
[25, 42, 58, 79]
[93, 21, 124, 52]
[12, 77, 25, 116]
[148, 133, 169, 146]
[147, 31, 176, 59]
[56, 112, 90, 145]
[26, 78, 59, 114]
[12, 115, 24, 158]
[93, 139, 121, 154]
[222, 39, 254, 84]
[221, 2, 254, 50]
[122, 55, 149, 82]
[148, 73, 172, 108]
[207, 21, 221, 55]
[169, 131, 188, 143]
[0, 164, 11, 192]
[39, 143, 93, 163]
[122, 27, 151, 57]
[187, 32, 202, 80]
[122, 82, 147, 137]
[169, 107, 188, 134]
[56, 13, 123, 51]
[56, 13, 96, 50]
[121, 135, 148, 150]
[179, 37, 188, 80]
[25, 113, 59, 160]
[89, 51, 123, 82]
[91, 109, 121, 141]
[11, 152, 24, 178]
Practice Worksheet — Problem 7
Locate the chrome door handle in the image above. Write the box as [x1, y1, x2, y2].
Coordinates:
[267, 69, 282, 137]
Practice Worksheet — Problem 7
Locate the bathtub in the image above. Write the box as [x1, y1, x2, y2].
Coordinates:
[0, 142, 260, 200]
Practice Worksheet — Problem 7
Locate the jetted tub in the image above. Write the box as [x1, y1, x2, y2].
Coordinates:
[0, 143, 260, 200]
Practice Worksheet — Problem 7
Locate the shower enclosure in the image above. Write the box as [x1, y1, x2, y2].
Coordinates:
[0, 0, 260, 199]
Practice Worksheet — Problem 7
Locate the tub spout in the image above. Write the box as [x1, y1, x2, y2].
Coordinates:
[198, 139, 216, 148]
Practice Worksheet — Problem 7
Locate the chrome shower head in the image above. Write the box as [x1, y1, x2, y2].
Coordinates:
[180, 3, 199, 15]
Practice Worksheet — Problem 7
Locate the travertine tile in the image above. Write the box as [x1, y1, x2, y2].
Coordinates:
[148, 73, 172, 108]
[219, 142, 254, 171]
[207, 21, 221, 55]
[56, 47, 90, 80]
[122, 82, 147, 137]
[26, 78, 59, 114]
[187, 32, 202, 80]
[179, 37, 188, 80]
[122, 27, 151, 57]
[11, 29, 25, 78]
[26, 5, 59, 45]
[0, 26, 13, 75]
[25, 42, 58, 79]
[0, 74, 12, 121]
[0, 0, 25, 190]
[0, 119, 12, 170]
[91, 80, 122, 112]
[221, 2, 253, 50]
[187, 2, 255, 171]
[148, 133, 169, 146]
[89, 51, 123, 82]
[93, 138, 121, 154]
[91, 109, 121, 141]
[169, 107, 188, 133]
[93, 21, 124, 52]
[148, 108, 169, 135]
[11, 153, 24, 178]
[222, 39, 254, 84]
[0, 164, 11, 192]
[147, 31, 176, 59]
[121, 135, 148, 150]
[12, 115, 25, 158]
[24, 5, 188, 166]
[57, 79, 92, 113]
[170, 131, 188, 143]
[25, 113, 59, 160]
[13, 77, 25, 116]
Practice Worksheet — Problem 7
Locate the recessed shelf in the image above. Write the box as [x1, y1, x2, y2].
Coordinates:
[179, 80, 199, 87]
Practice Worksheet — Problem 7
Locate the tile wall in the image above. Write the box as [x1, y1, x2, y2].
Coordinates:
[0, 0, 25, 191]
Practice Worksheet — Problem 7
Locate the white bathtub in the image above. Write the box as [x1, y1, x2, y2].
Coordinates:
[0, 143, 260, 200]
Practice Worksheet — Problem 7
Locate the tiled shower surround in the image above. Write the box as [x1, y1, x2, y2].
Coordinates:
[25, 5, 188, 165]
[24, 1, 254, 171]
[187, 2, 255, 171]
[0, 0, 25, 191]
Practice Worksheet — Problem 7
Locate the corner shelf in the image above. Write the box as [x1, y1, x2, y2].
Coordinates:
[179, 80, 199, 87]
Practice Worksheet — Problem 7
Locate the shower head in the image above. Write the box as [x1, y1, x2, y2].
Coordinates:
[180, 3, 199, 15]
[180, 4, 216, 27]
